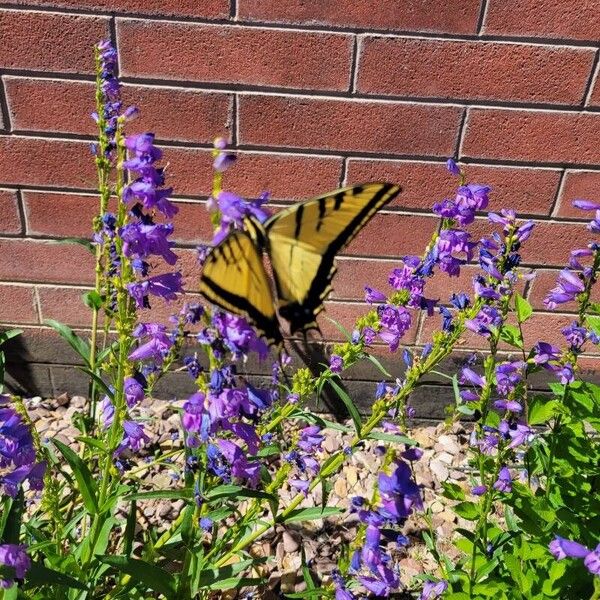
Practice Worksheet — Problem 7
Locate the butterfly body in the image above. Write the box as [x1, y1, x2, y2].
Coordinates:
[200, 183, 402, 346]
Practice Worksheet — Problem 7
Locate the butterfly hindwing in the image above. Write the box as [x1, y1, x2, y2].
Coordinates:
[199, 228, 282, 345]
[264, 183, 401, 335]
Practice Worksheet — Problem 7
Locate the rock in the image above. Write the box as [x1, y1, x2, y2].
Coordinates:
[437, 451, 454, 465]
[333, 477, 347, 499]
[282, 531, 300, 553]
[435, 434, 461, 455]
[430, 459, 449, 481]
[345, 465, 358, 488]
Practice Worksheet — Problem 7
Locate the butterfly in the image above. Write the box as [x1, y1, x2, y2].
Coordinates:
[199, 182, 402, 346]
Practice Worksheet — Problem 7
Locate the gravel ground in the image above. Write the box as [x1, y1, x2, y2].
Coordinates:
[24, 394, 474, 597]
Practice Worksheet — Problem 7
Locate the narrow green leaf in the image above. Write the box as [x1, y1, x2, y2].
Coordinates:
[202, 577, 262, 591]
[280, 506, 343, 524]
[514, 292, 533, 324]
[205, 484, 273, 502]
[301, 547, 316, 591]
[0, 328, 22, 346]
[53, 439, 99, 515]
[48, 237, 94, 253]
[0, 490, 23, 544]
[98, 555, 177, 597]
[124, 500, 137, 556]
[323, 317, 352, 341]
[44, 319, 90, 364]
[328, 378, 362, 434]
[365, 353, 392, 377]
[77, 367, 113, 398]
[24, 563, 88, 591]
[75, 436, 108, 452]
[365, 431, 416, 446]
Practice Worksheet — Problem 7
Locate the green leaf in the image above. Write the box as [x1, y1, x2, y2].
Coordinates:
[323, 317, 352, 341]
[75, 436, 108, 452]
[24, 562, 88, 591]
[201, 577, 263, 591]
[0, 328, 22, 346]
[301, 546, 316, 591]
[48, 237, 94, 253]
[528, 396, 559, 425]
[98, 555, 177, 597]
[441, 482, 466, 502]
[365, 431, 416, 446]
[285, 590, 330, 598]
[327, 378, 362, 434]
[124, 500, 137, 556]
[365, 353, 392, 377]
[82, 290, 103, 310]
[0, 490, 23, 544]
[587, 315, 600, 336]
[195, 559, 265, 592]
[125, 489, 192, 501]
[53, 439, 99, 514]
[44, 319, 90, 364]
[77, 367, 113, 398]
[499, 324, 523, 349]
[280, 506, 343, 524]
[514, 292, 533, 324]
[453, 501, 480, 521]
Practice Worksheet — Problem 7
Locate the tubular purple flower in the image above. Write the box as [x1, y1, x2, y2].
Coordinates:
[471, 484, 487, 496]
[493, 466, 512, 493]
[420, 580, 448, 600]
[584, 544, 600, 575]
[543, 269, 585, 310]
[573, 199, 600, 211]
[329, 354, 344, 373]
[115, 420, 151, 456]
[549, 536, 590, 560]
[127, 272, 183, 308]
[123, 376, 144, 408]
[446, 158, 461, 175]
[460, 367, 486, 388]
[364, 286, 386, 304]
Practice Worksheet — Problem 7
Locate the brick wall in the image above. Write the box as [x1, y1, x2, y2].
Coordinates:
[1, 1, 600, 409]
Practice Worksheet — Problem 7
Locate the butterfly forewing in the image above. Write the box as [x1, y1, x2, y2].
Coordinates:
[199, 228, 282, 345]
[265, 183, 401, 335]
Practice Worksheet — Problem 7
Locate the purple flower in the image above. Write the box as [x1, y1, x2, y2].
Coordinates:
[493, 466, 512, 493]
[465, 306, 502, 338]
[544, 269, 584, 309]
[573, 199, 600, 211]
[212, 312, 268, 360]
[216, 191, 270, 226]
[129, 323, 174, 364]
[0, 544, 30, 588]
[507, 421, 534, 448]
[115, 420, 151, 456]
[460, 367, 486, 388]
[549, 536, 590, 560]
[446, 158, 460, 175]
[182, 392, 205, 434]
[364, 286, 386, 304]
[495, 361, 523, 396]
[584, 544, 600, 575]
[377, 305, 412, 352]
[289, 478, 310, 495]
[420, 579, 448, 600]
[471, 484, 487, 496]
[558, 363, 575, 384]
[99, 395, 114, 430]
[124, 376, 144, 408]
[532, 342, 561, 368]
[436, 229, 475, 276]
[330, 354, 344, 373]
[216, 439, 260, 487]
[562, 322, 588, 352]
[298, 426, 324, 453]
[493, 399, 522, 413]
[121, 222, 178, 265]
[199, 517, 213, 531]
[127, 272, 183, 308]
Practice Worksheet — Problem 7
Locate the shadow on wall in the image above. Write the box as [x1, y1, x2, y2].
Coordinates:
[1, 330, 41, 397]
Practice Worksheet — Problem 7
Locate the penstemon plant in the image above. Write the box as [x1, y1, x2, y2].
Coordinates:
[0, 41, 599, 600]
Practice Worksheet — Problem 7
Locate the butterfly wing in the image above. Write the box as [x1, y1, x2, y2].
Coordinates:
[265, 182, 401, 335]
[199, 228, 282, 345]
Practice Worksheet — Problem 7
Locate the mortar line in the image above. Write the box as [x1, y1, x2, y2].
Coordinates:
[549, 168, 567, 217]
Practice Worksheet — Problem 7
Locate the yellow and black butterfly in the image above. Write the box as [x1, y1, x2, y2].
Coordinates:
[199, 182, 401, 346]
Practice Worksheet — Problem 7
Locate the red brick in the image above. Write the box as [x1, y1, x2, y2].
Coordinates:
[166, 148, 343, 200]
[238, 0, 482, 34]
[0, 10, 109, 73]
[0, 239, 94, 284]
[0, 136, 96, 189]
[346, 159, 560, 215]
[0, 284, 38, 323]
[12, 0, 228, 18]
[345, 213, 437, 257]
[239, 96, 461, 156]
[468, 218, 590, 267]
[0, 189, 21, 234]
[555, 171, 600, 217]
[527, 269, 600, 312]
[117, 19, 353, 92]
[358, 37, 594, 105]
[462, 109, 600, 165]
[588, 64, 600, 107]
[484, 0, 600, 41]
[5, 77, 233, 143]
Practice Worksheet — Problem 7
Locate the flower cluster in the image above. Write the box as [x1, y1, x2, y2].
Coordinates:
[348, 456, 424, 596]
[91, 40, 138, 161]
[0, 395, 45, 498]
[549, 536, 600, 576]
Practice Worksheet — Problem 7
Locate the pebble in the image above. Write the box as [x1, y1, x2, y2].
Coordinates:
[282, 531, 300, 553]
